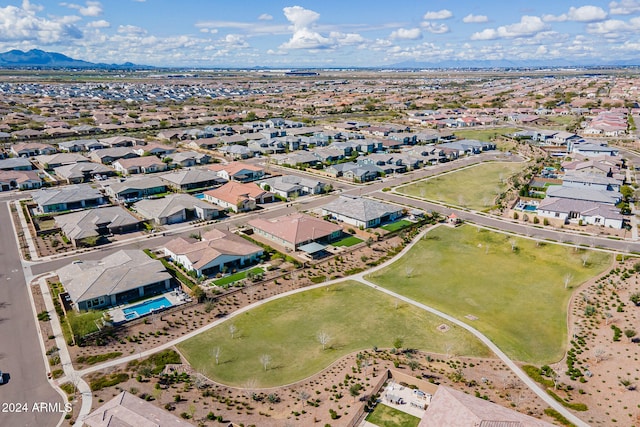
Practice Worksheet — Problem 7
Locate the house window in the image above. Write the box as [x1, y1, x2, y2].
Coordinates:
[555, 213, 560, 217]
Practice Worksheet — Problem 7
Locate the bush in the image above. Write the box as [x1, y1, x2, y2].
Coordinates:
[89, 373, 129, 391]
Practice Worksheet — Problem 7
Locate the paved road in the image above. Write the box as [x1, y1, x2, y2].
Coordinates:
[0, 201, 63, 427]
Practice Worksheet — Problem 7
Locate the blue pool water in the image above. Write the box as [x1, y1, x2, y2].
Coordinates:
[194, 193, 205, 200]
[123, 297, 172, 319]
[523, 205, 537, 212]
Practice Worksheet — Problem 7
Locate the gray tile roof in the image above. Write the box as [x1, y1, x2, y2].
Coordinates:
[321, 195, 402, 222]
[32, 184, 103, 207]
[57, 250, 171, 304]
[133, 193, 219, 221]
[55, 205, 141, 240]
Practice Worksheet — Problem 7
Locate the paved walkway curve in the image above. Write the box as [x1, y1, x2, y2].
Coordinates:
[74, 222, 592, 426]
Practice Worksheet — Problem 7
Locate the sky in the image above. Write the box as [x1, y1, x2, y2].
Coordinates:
[1, 0, 640, 67]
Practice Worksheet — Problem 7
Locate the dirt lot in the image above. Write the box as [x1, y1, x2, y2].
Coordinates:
[79, 349, 559, 427]
[560, 257, 640, 426]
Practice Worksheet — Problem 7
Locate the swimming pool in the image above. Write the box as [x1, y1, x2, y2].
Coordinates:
[523, 204, 537, 212]
[193, 193, 205, 200]
[123, 296, 173, 319]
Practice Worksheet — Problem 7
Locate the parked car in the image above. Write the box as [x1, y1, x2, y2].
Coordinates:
[0, 370, 4, 384]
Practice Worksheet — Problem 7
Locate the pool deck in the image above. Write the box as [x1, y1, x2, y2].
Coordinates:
[107, 289, 191, 324]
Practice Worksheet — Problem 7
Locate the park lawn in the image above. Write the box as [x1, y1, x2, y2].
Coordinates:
[453, 127, 522, 142]
[213, 267, 264, 287]
[332, 235, 363, 247]
[381, 219, 413, 232]
[366, 225, 612, 364]
[365, 403, 421, 427]
[177, 281, 491, 387]
[397, 162, 526, 210]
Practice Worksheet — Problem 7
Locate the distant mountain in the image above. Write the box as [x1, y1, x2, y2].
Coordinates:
[0, 49, 150, 69]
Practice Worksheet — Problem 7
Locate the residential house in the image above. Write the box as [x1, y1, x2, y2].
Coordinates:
[83, 391, 195, 427]
[258, 175, 327, 199]
[54, 162, 114, 184]
[272, 151, 321, 167]
[545, 185, 621, 205]
[322, 195, 403, 228]
[160, 168, 226, 192]
[248, 213, 342, 252]
[99, 136, 144, 147]
[113, 156, 168, 175]
[34, 153, 91, 170]
[32, 184, 107, 214]
[342, 163, 383, 182]
[104, 177, 167, 202]
[313, 147, 345, 163]
[418, 386, 554, 427]
[219, 144, 253, 159]
[0, 170, 42, 191]
[133, 142, 176, 157]
[0, 157, 33, 171]
[89, 147, 139, 164]
[568, 141, 619, 157]
[57, 250, 172, 311]
[11, 142, 57, 157]
[11, 129, 44, 140]
[133, 193, 221, 225]
[537, 197, 625, 229]
[562, 171, 622, 192]
[203, 181, 274, 212]
[55, 205, 142, 247]
[209, 161, 265, 183]
[163, 229, 263, 277]
[170, 151, 211, 167]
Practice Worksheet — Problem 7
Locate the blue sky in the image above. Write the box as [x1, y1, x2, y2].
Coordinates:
[1, 0, 640, 67]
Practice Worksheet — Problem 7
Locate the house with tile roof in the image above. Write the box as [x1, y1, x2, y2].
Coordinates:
[83, 391, 194, 427]
[54, 205, 142, 247]
[418, 386, 554, 427]
[104, 177, 167, 202]
[57, 250, 173, 311]
[209, 161, 265, 183]
[0, 170, 42, 191]
[163, 229, 263, 277]
[203, 181, 274, 212]
[32, 184, 107, 214]
[322, 195, 403, 228]
[113, 156, 168, 175]
[248, 213, 342, 251]
[133, 193, 221, 225]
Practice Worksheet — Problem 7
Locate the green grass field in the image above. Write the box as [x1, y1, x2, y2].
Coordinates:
[365, 403, 421, 427]
[381, 219, 413, 232]
[453, 127, 522, 142]
[332, 235, 363, 247]
[367, 225, 611, 364]
[397, 162, 526, 210]
[177, 281, 491, 387]
[213, 267, 264, 286]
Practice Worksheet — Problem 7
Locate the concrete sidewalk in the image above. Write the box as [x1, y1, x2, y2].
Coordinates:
[37, 274, 93, 424]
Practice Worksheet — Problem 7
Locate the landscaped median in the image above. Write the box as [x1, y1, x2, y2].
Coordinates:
[366, 224, 612, 364]
[177, 281, 492, 387]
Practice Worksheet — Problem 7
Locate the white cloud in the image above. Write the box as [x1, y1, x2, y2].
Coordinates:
[586, 18, 640, 36]
[117, 25, 147, 35]
[421, 22, 449, 34]
[463, 14, 488, 24]
[60, 1, 103, 17]
[568, 5, 608, 22]
[280, 6, 332, 49]
[389, 28, 421, 40]
[330, 31, 365, 45]
[258, 13, 273, 21]
[609, 0, 640, 15]
[0, 2, 82, 43]
[423, 9, 452, 20]
[471, 15, 547, 40]
[543, 6, 608, 23]
[86, 19, 109, 28]
[221, 34, 249, 48]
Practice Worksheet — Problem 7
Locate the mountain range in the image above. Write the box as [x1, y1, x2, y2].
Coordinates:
[0, 49, 147, 69]
[1, 49, 638, 70]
